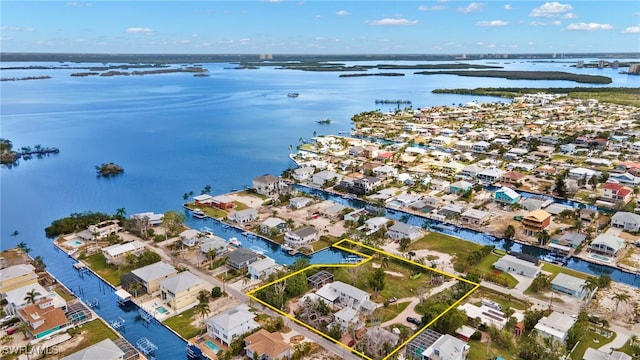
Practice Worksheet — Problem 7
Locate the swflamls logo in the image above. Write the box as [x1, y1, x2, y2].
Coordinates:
[1, 345, 59, 355]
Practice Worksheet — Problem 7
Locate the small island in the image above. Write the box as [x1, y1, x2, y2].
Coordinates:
[316, 118, 331, 124]
[96, 162, 124, 177]
[1, 138, 60, 167]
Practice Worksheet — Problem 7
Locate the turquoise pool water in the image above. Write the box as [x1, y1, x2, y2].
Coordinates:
[205, 340, 221, 353]
[65, 239, 83, 248]
[589, 254, 612, 263]
[156, 306, 169, 314]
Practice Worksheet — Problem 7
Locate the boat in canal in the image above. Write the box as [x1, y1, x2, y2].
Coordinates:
[229, 237, 242, 247]
[192, 208, 207, 219]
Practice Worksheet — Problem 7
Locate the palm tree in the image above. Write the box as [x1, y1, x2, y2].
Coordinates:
[17, 241, 31, 254]
[613, 292, 631, 316]
[197, 290, 210, 305]
[24, 288, 41, 305]
[115, 207, 126, 218]
[10, 230, 19, 237]
[17, 321, 29, 340]
[195, 302, 211, 334]
[128, 282, 143, 297]
[205, 249, 217, 268]
[32, 256, 46, 273]
[581, 277, 599, 303]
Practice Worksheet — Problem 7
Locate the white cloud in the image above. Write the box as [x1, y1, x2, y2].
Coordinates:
[458, 2, 484, 13]
[336, 10, 350, 16]
[418, 5, 446, 11]
[487, 43, 496, 48]
[504, 4, 512, 10]
[239, 38, 250, 44]
[633, 12, 640, 16]
[529, 20, 561, 26]
[67, 2, 92, 7]
[563, 13, 577, 19]
[530, 2, 573, 17]
[126, 27, 154, 34]
[566, 22, 613, 31]
[366, 18, 419, 26]
[476, 20, 509, 27]
[527, 41, 535, 45]
[623, 24, 640, 33]
[0, 26, 34, 32]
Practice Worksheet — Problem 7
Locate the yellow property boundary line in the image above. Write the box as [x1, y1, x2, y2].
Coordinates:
[246, 239, 479, 360]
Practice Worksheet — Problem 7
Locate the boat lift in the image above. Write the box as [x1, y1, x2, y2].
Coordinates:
[115, 289, 132, 306]
[136, 337, 158, 356]
[110, 317, 125, 331]
[88, 297, 100, 309]
[138, 308, 155, 324]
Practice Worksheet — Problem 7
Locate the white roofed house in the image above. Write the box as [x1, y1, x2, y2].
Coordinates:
[102, 240, 145, 264]
[0, 264, 37, 295]
[61, 339, 125, 360]
[260, 217, 287, 235]
[292, 167, 315, 182]
[551, 273, 589, 301]
[610, 211, 640, 232]
[252, 174, 287, 197]
[199, 237, 229, 255]
[492, 254, 540, 278]
[589, 232, 625, 257]
[229, 208, 258, 224]
[206, 304, 260, 346]
[88, 220, 121, 239]
[284, 226, 318, 248]
[476, 167, 504, 185]
[316, 281, 373, 311]
[193, 194, 214, 206]
[180, 229, 202, 247]
[159, 271, 205, 312]
[289, 197, 313, 209]
[534, 311, 576, 342]
[360, 217, 391, 235]
[4, 282, 66, 316]
[248, 257, 278, 280]
[460, 209, 490, 226]
[312, 170, 342, 187]
[126, 261, 177, 296]
[372, 165, 398, 179]
[387, 222, 422, 241]
[130, 212, 164, 226]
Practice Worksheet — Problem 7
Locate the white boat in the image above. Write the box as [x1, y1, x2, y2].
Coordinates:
[229, 237, 242, 247]
[192, 209, 206, 219]
[250, 246, 265, 255]
[281, 244, 293, 252]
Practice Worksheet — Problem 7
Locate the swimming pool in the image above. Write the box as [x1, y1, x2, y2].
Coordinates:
[65, 239, 84, 248]
[156, 306, 169, 314]
[205, 340, 221, 353]
[589, 254, 612, 263]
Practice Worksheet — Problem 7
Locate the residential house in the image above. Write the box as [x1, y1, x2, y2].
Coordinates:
[248, 258, 278, 280]
[252, 174, 287, 197]
[62, 339, 125, 360]
[244, 329, 291, 360]
[284, 227, 318, 248]
[406, 329, 469, 360]
[534, 165, 557, 177]
[472, 141, 490, 152]
[494, 187, 521, 205]
[206, 304, 260, 346]
[307, 271, 334, 289]
[500, 171, 526, 187]
[441, 162, 465, 175]
[589, 232, 625, 256]
[211, 195, 235, 210]
[102, 240, 145, 264]
[343, 208, 367, 222]
[559, 144, 576, 154]
[460, 209, 490, 226]
[312, 170, 342, 187]
[17, 298, 69, 339]
[458, 303, 506, 329]
[4, 283, 65, 316]
[351, 176, 382, 195]
[438, 204, 464, 219]
[289, 197, 312, 209]
[321, 203, 346, 219]
[455, 141, 473, 152]
[569, 168, 598, 180]
[315, 281, 373, 311]
[88, 220, 121, 239]
[390, 193, 422, 208]
[608, 172, 640, 186]
[551, 231, 586, 250]
[431, 136, 452, 146]
[534, 311, 576, 342]
[583, 348, 632, 360]
[372, 165, 398, 179]
[334, 307, 360, 330]
[0, 264, 37, 295]
[260, 217, 287, 235]
[387, 222, 422, 241]
[226, 248, 261, 270]
[292, 167, 315, 182]
[228, 208, 258, 224]
[130, 212, 164, 226]
[521, 197, 553, 211]
[360, 217, 390, 235]
[551, 273, 588, 300]
[601, 182, 633, 204]
[493, 254, 540, 278]
[179, 229, 202, 247]
[159, 271, 205, 311]
[126, 261, 177, 295]
[611, 211, 640, 232]
[521, 209, 551, 237]
[430, 179, 451, 192]
[193, 194, 214, 206]
[476, 168, 504, 185]
[348, 146, 365, 157]
[449, 180, 473, 195]
[362, 146, 379, 159]
[503, 148, 529, 160]
[200, 237, 229, 255]
[460, 164, 484, 180]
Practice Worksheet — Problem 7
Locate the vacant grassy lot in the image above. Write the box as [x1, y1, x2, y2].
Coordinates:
[409, 232, 483, 261]
[84, 253, 130, 286]
[163, 307, 200, 340]
[55, 320, 119, 358]
[542, 262, 591, 280]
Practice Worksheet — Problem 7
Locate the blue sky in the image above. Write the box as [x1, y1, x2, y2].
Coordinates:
[1, 1, 639, 54]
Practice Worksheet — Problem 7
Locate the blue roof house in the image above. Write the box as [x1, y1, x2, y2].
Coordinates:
[494, 187, 521, 205]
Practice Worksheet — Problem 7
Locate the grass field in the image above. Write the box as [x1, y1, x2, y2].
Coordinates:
[570, 327, 615, 360]
[84, 253, 130, 286]
[55, 320, 119, 358]
[163, 307, 201, 340]
[542, 262, 591, 280]
[409, 232, 483, 261]
[476, 253, 519, 288]
[467, 338, 519, 360]
[368, 301, 411, 324]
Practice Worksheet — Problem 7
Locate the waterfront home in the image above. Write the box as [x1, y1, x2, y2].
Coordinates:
[449, 180, 473, 195]
[244, 329, 291, 360]
[608, 172, 640, 185]
[125, 261, 177, 296]
[284, 226, 318, 248]
[130, 212, 164, 226]
[292, 167, 314, 182]
[312, 170, 342, 187]
[589, 232, 625, 256]
[248, 257, 278, 280]
[583, 348, 632, 360]
[0, 263, 37, 295]
[226, 248, 261, 270]
[494, 187, 521, 205]
[200, 237, 229, 254]
[321, 203, 347, 219]
[289, 197, 313, 209]
[551, 231, 586, 250]
[206, 304, 260, 346]
[4, 282, 66, 315]
[387, 222, 422, 241]
[17, 297, 69, 339]
[492, 254, 540, 278]
[180, 229, 202, 247]
[260, 217, 287, 234]
[476, 168, 504, 185]
[361, 217, 391, 235]
[390, 193, 422, 207]
[252, 174, 287, 197]
[344, 208, 367, 222]
[88, 220, 121, 239]
[431, 136, 451, 146]
[351, 176, 383, 195]
[500, 171, 526, 187]
[315, 281, 374, 311]
[534, 311, 576, 342]
[102, 240, 145, 264]
[521, 197, 553, 211]
[193, 194, 214, 206]
[460, 164, 484, 180]
[159, 271, 205, 311]
[601, 182, 633, 204]
[551, 273, 588, 300]
[569, 167, 598, 180]
[611, 211, 640, 232]
[460, 209, 490, 226]
[521, 209, 551, 237]
[211, 195, 235, 210]
[228, 208, 258, 224]
[62, 339, 126, 360]
[438, 204, 464, 219]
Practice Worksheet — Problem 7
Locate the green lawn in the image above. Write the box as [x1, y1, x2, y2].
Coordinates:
[614, 338, 640, 357]
[476, 254, 519, 288]
[542, 262, 591, 280]
[84, 253, 130, 286]
[470, 288, 527, 310]
[312, 237, 334, 252]
[55, 288, 75, 302]
[368, 301, 411, 324]
[570, 327, 615, 360]
[55, 320, 119, 358]
[409, 232, 483, 261]
[185, 203, 227, 219]
[467, 338, 519, 360]
[163, 307, 201, 340]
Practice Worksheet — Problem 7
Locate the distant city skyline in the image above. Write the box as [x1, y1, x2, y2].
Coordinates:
[2, 1, 639, 54]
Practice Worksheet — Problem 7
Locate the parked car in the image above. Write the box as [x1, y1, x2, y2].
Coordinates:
[388, 297, 398, 303]
[408, 251, 416, 257]
[406, 317, 421, 326]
